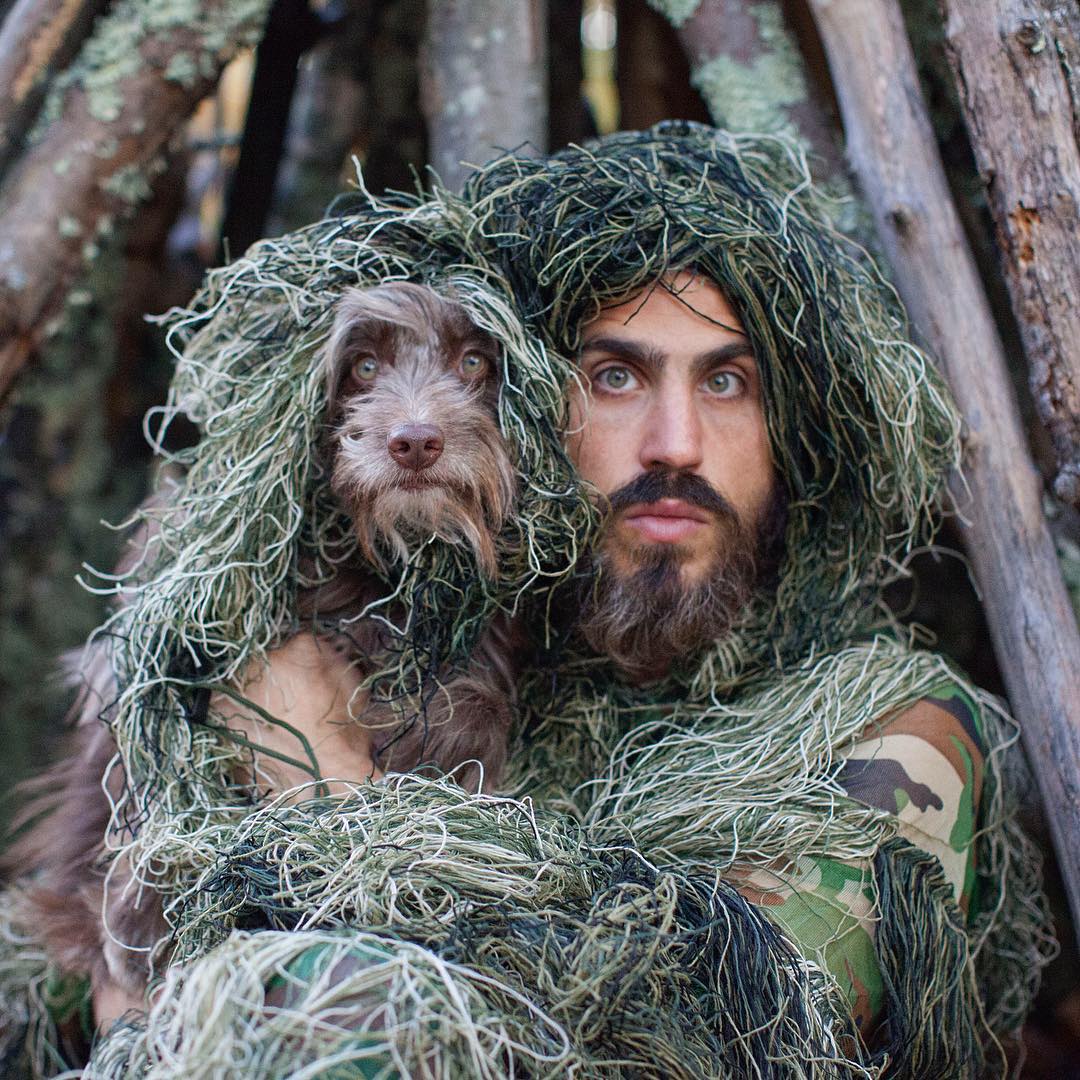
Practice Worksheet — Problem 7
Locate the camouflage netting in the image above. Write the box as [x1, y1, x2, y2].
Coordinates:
[0, 122, 1053, 1077]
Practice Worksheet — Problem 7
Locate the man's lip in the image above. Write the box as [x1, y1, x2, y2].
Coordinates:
[622, 499, 711, 523]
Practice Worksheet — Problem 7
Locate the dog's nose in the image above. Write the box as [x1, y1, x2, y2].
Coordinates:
[388, 424, 444, 471]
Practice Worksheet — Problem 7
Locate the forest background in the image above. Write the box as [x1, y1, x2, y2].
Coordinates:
[0, 0, 1077, 1069]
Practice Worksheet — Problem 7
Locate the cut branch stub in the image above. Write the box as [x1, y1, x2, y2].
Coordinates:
[0, 0, 275, 405]
[938, 0, 1080, 508]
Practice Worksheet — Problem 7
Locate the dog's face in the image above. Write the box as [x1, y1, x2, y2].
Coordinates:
[325, 283, 514, 576]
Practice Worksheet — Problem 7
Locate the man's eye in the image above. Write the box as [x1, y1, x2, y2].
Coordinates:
[351, 356, 379, 382]
[704, 370, 744, 397]
[596, 366, 636, 391]
[459, 352, 489, 379]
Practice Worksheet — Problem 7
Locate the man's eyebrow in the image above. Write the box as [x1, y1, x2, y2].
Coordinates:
[579, 336, 666, 374]
[580, 336, 756, 379]
[690, 342, 757, 381]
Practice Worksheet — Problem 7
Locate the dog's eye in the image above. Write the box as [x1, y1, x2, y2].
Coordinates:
[459, 353, 489, 379]
[351, 355, 379, 382]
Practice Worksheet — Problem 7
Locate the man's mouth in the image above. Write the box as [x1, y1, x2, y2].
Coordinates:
[621, 498, 712, 543]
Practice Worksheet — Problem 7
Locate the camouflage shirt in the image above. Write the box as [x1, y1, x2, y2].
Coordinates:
[729, 680, 985, 1033]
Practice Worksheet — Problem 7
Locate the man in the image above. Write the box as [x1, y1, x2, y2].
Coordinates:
[3, 123, 1050, 1078]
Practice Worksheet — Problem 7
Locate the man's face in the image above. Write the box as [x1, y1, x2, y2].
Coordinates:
[566, 273, 780, 676]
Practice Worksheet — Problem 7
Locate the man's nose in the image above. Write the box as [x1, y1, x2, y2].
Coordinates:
[638, 384, 704, 472]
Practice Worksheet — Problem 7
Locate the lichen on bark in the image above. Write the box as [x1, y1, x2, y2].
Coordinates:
[689, 2, 808, 137]
[645, 0, 703, 29]
[31, 0, 271, 133]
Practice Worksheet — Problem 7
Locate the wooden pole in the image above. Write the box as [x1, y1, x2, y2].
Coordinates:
[419, 0, 547, 193]
[218, 0, 334, 259]
[808, 0, 1080, 947]
[937, 0, 1080, 509]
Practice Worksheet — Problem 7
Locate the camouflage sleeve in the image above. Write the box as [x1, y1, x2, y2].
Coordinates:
[730, 681, 986, 1034]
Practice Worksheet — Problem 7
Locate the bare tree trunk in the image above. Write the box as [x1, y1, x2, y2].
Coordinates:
[348, 0, 427, 197]
[0, 0, 273, 404]
[808, 0, 1080, 948]
[548, 0, 589, 150]
[420, 0, 548, 192]
[661, 0, 846, 183]
[937, 0, 1080, 509]
[0, 0, 109, 179]
[218, 0, 335, 258]
[265, 16, 371, 237]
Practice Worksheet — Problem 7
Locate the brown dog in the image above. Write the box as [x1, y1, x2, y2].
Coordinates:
[4, 282, 519, 1029]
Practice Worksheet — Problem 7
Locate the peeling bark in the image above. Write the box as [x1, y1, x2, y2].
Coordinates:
[0, 0, 110, 179]
[0, 0, 274, 404]
[809, 0, 1080, 948]
[938, 0, 1080, 507]
[420, 0, 548, 193]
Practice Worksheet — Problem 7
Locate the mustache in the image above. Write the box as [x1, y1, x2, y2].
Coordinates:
[605, 470, 739, 522]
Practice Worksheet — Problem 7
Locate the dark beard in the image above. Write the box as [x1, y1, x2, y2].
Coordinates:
[577, 471, 786, 682]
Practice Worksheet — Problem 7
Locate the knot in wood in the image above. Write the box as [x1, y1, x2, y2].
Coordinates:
[887, 203, 915, 235]
[1053, 463, 1080, 508]
[1014, 19, 1046, 54]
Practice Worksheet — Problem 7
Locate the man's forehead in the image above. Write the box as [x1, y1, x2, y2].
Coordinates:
[579, 276, 751, 352]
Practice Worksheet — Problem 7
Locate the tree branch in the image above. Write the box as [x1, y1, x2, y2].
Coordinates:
[0, 0, 110, 180]
[0, 0, 274, 404]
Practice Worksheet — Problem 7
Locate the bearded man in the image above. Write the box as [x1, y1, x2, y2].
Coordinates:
[2, 123, 1051, 1079]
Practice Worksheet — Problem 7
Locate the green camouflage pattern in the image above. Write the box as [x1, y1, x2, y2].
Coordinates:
[729, 680, 985, 1034]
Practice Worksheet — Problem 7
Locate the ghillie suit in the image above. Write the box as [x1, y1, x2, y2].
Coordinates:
[0, 122, 1053, 1078]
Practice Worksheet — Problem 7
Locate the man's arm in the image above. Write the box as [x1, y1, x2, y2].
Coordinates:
[212, 633, 383, 797]
[730, 683, 985, 1037]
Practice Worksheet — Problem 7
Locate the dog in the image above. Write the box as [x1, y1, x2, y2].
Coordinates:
[3, 281, 519, 1029]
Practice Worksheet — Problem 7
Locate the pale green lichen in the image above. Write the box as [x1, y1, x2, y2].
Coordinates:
[689, 3, 808, 137]
[101, 164, 153, 203]
[165, 52, 200, 88]
[58, 215, 83, 239]
[31, 0, 272, 142]
[645, 0, 702, 28]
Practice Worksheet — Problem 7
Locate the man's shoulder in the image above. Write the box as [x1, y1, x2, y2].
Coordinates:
[836, 676, 986, 858]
